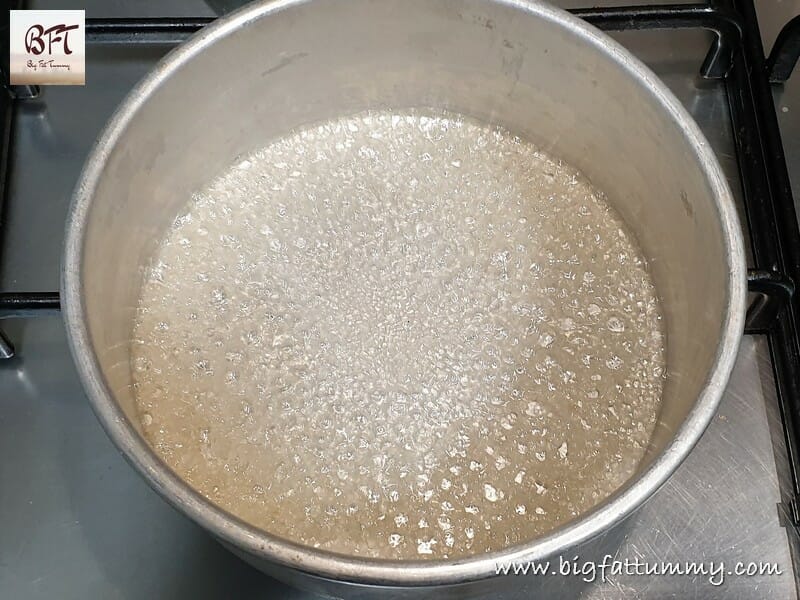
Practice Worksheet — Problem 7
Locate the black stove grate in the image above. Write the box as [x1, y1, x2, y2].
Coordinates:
[0, 0, 798, 554]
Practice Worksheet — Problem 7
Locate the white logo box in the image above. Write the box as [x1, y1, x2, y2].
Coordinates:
[9, 10, 85, 85]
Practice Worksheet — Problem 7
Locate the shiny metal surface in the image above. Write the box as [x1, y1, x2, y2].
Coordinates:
[60, 0, 746, 593]
[0, 0, 796, 599]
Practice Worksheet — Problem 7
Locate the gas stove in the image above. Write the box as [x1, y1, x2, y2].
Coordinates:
[1, 1, 799, 598]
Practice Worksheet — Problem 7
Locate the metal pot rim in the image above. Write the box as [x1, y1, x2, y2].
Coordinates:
[61, 0, 747, 587]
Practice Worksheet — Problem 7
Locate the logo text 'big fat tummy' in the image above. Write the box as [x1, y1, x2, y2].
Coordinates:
[9, 10, 85, 85]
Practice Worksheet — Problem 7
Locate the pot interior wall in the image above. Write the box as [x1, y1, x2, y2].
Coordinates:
[79, 0, 735, 504]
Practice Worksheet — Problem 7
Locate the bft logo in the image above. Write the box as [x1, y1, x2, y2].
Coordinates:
[9, 10, 85, 85]
[25, 23, 80, 56]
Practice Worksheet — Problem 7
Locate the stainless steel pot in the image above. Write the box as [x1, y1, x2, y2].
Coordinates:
[61, 0, 747, 596]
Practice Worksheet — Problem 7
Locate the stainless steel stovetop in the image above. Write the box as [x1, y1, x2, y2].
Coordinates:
[1, 1, 799, 598]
